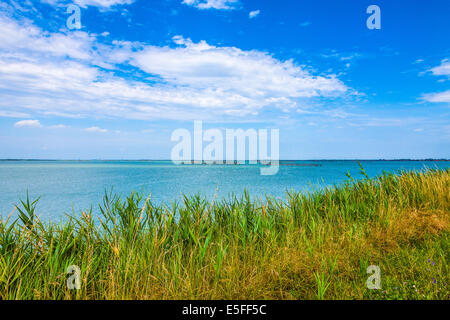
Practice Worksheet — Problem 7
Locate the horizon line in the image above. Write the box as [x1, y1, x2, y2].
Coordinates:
[1, 158, 449, 162]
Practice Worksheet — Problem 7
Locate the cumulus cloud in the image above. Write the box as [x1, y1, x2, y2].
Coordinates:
[430, 59, 450, 77]
[85, 126, 108, 132]
[423, 90, 450, 103]
[0, 11, 350, 122]
[14, 120, 42, 128]
[249, 10, 260, 19]
[422, 60, 450, 104]
[13, 120, 68, 129]
[182, 0, 238, 10]
[0, 15, 96, 60]
[132, 36, 347, 103]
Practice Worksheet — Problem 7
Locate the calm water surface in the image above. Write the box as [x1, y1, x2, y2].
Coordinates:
[1, 160, 449, 221]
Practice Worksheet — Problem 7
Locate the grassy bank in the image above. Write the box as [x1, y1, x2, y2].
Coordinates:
[0, 167, 449, 300]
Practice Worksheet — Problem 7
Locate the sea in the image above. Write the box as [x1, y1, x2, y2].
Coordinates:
[0, 160, 449, 221]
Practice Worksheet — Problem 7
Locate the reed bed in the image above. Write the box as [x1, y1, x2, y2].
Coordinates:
[0, 166, 449, 300]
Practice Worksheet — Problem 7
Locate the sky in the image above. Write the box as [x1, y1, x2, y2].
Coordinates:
[0, 0, 449, 160]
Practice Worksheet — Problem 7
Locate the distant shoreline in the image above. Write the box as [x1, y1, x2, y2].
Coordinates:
[1, 159, 449, 162]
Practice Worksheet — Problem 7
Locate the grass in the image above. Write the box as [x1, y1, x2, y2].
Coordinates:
[0, 166, 449, 300]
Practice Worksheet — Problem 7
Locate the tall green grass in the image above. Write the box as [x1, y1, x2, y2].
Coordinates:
[0, 168, 449, 299]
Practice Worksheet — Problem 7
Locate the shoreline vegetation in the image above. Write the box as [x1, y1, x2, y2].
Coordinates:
[0, 167, 449, 299]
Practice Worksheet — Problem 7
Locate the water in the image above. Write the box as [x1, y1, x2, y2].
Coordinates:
[0, 160, 449, 221]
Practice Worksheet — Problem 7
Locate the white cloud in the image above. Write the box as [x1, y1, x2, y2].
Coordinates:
[41, 0, 134, 8]
[249, 10, 260, 19]
[422, 60, 450, 104]
[423, 90, 450, 103]
[12, 120, 68, 129]
[430, 59, 450, 76]
[0, 15, 96, 60]
[85, 126, 108, 133]
[0, 12, 350, 122]
[182, 0, 238, 10]
[14, 119, 42, 128]
[131, 36, 347, 104]
[321, 51, 362, 62]
[75, 0, 134, 7]
[0, 110, 30, 118]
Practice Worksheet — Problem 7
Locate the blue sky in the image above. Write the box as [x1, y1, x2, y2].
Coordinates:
[0, 0, 449, 159]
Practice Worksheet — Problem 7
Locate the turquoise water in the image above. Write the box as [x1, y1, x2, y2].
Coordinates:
[0, 160, 449, 221]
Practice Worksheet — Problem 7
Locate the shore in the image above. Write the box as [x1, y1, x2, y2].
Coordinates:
[0, 167, 448, 299]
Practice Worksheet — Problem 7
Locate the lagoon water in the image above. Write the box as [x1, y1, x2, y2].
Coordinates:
[0, 160, 449, 221]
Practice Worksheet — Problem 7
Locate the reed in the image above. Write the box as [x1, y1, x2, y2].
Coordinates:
[0, 167, 448, 300]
